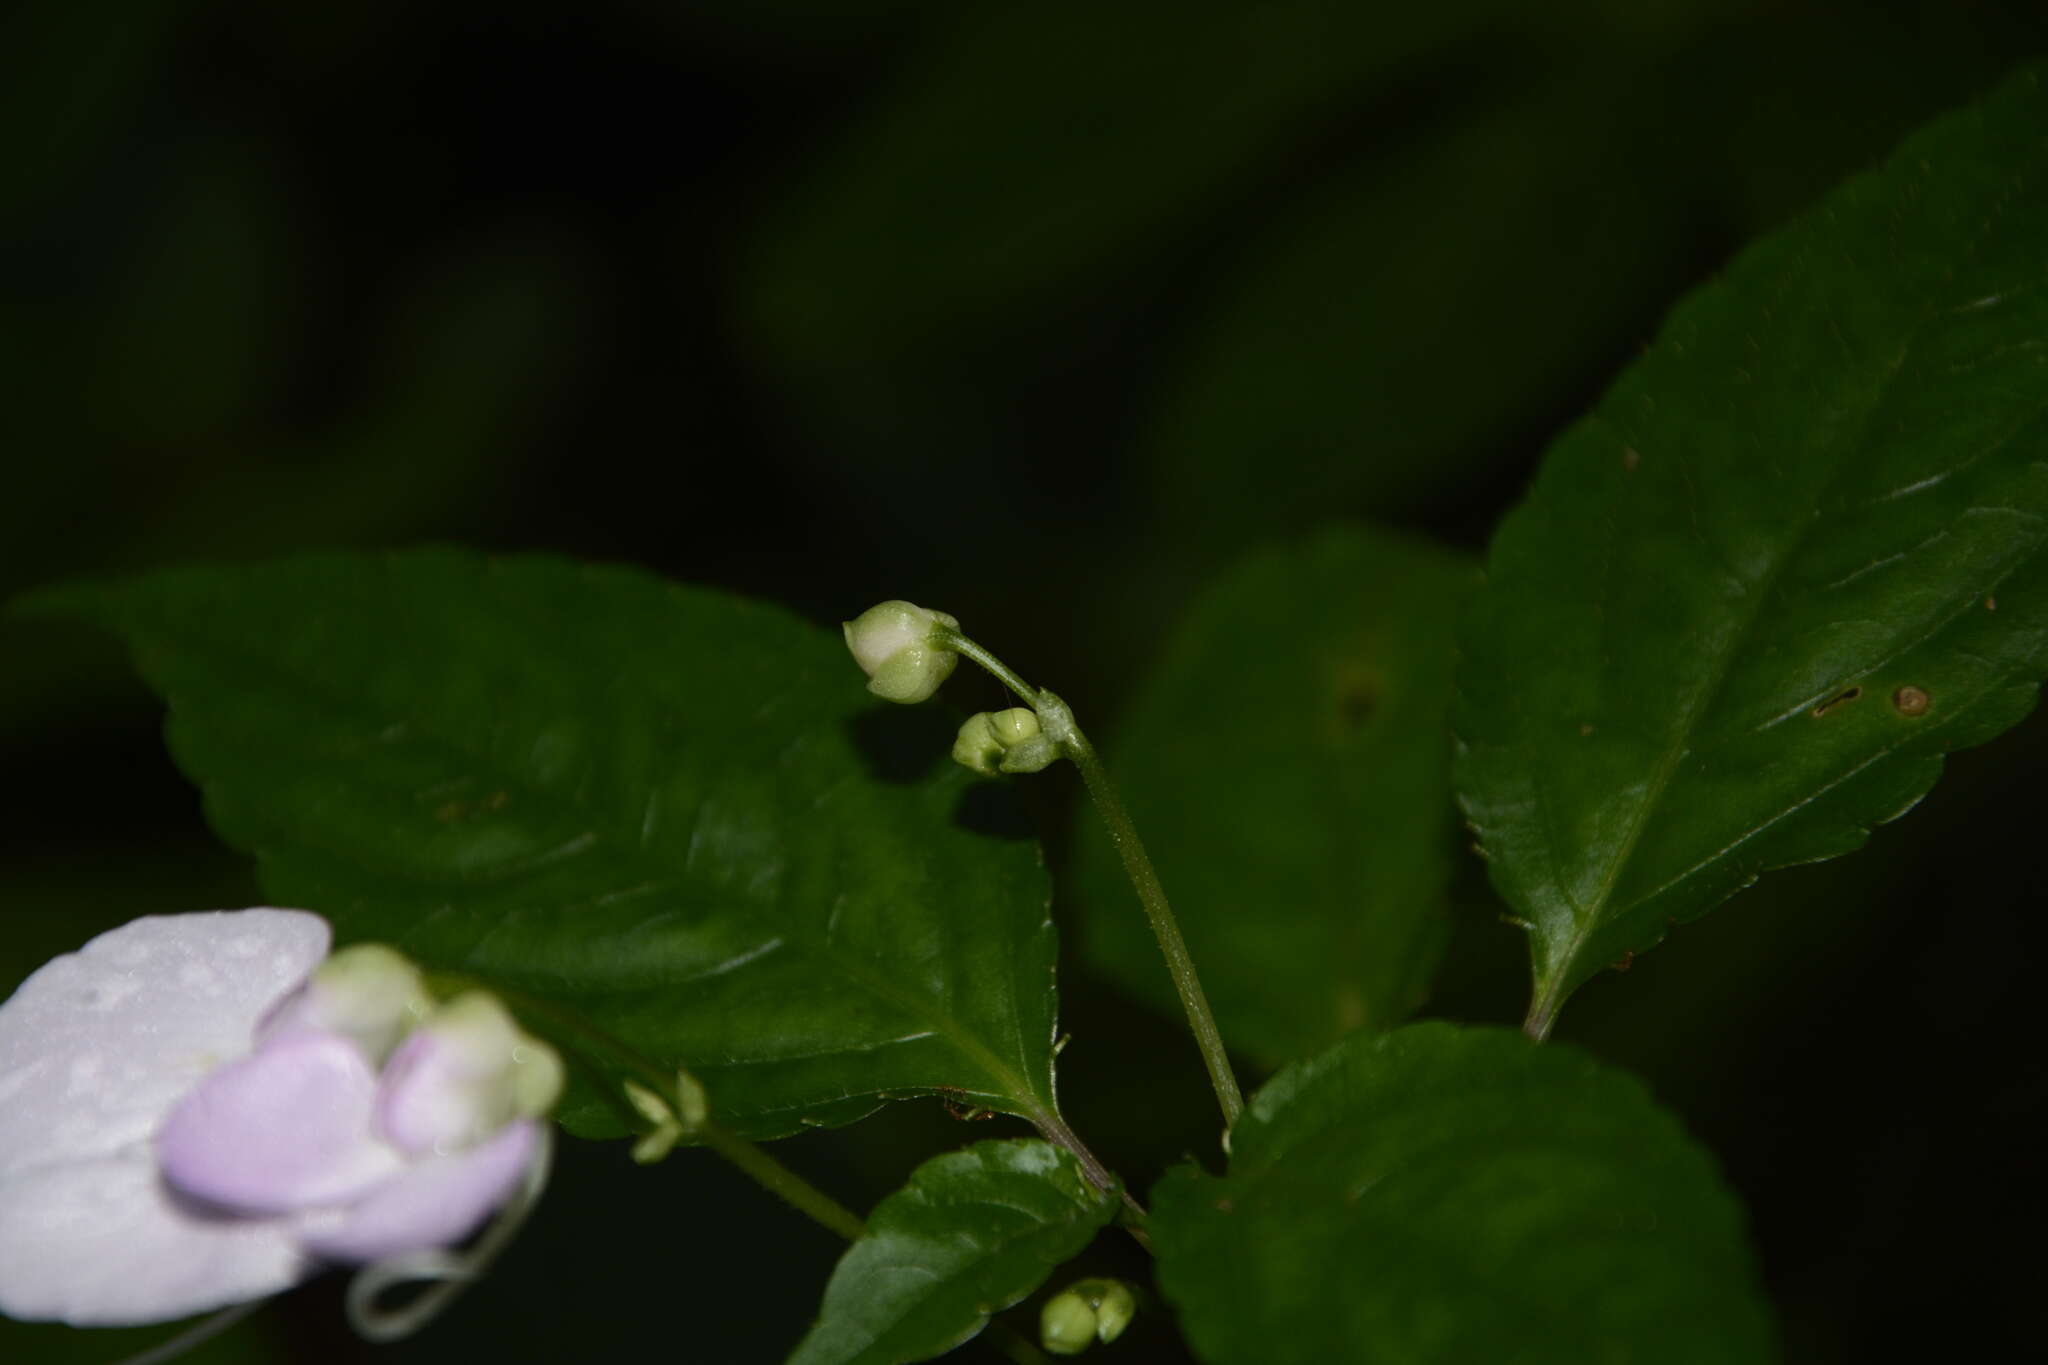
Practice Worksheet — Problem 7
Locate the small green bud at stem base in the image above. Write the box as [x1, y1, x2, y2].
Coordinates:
[1040, 1290, 1099, 1355]
[952, 712, 1005, 775]
[1087, 1280, 1136, 1344]
[953, 706, 1056, 776]
[1040, 1279, 1137, 1354]
[986, 707, 1039, 746]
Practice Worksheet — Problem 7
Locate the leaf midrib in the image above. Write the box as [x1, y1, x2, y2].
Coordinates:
[1544, 158, 2034, 998]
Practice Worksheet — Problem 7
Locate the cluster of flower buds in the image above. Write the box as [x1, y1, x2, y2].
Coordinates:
[1040, 1277, 1137, 1355]
[845, 600, 1067, 776]
[952, 707, 1059, 775]
[0, 910, 561, 1332]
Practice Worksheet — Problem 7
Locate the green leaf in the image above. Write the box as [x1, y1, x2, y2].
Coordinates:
[1152, 1023, 1774, 1365]
[27, 550, 1059, 1139]
[1076, 527, 1477, 1064]
[787, 1139, 1115, 1365]
[1455, 65, 2048, 1029]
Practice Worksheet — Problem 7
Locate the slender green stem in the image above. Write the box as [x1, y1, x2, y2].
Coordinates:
[934, 628, 1246, 1130]
[1027, 1107, 1117, 1192]
[1032, 1108, 1152, 1250]
[1063, 730, 1244, 1127]
[939, 631, 1040, 707]
[1522, 975, 1564, 1042]
[696, 1122, 867, 1241]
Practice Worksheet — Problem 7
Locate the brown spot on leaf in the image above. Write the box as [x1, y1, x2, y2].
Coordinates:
[1612, 951, 1635, 973]
[1622, 448, 1641, 471]
[1578, 722, 1595, 737]
[1986, 595, 1998, 612]
[433, 791, 509, 822]
[1812, 686, 1862, 718]
[1335, 987, 1367, 1033]
[1326, 662, 1383, 742]
[1338, 682, 1378, 730]
[1893, 685, 1931, 717]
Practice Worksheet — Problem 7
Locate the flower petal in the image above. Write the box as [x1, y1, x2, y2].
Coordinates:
[0, 1151, 306, 1326]
[0, 910, 331, 1182]
[156, 1031, 404, 1214]
[375, 994, 550, 1155]
[298, 1119, 539, 1264]
[259, 944, 430, 1065]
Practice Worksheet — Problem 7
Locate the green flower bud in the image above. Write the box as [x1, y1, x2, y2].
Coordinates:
[952, 713, 1005, 776]
[672, 1067, 710, 1133]
[1040, 1288, 1099, 1355]
[842, 600, 960, 703]
[1088, 1280, 1136, 1344]
[622, 1069, 712, 1165]
[953, 707, 1059, 777]
[985, 707, 1038, 747]
[1041, 1279, 1137, 1354]
[623, 1080, 684, 1165]
[951, 706, 1045, 776]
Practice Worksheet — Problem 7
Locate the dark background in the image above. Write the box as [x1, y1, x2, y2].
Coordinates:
[5, 2, 2047, 1360]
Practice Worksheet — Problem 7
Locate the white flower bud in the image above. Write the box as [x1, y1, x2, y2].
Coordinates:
[842, 600, 960, 703]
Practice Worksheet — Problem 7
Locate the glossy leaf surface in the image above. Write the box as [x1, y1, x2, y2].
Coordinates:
[1456, 66, 2048, 1027]
[1152, 1023, 1774, 1364]
[30, 551, 1059, 1139]
[1076, 528, 1476, 1064]
[787, 1140, 1114, 1365]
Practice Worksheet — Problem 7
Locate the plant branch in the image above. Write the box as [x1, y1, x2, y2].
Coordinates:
[1031, 1108, 1152, 1252]
[1060, 722, 1245, 1128]
[695, 1121, 867, 1242]
[935, 627, 1246, 1131]
[1523, 974, 1565, 1042]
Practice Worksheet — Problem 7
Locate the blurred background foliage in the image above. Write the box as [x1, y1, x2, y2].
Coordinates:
[4, 1, 2046, 1360]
